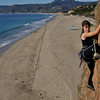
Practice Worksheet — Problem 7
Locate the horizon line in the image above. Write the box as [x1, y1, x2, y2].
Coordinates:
[0, 0, 98, 6]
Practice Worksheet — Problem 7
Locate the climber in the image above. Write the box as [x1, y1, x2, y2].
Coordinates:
[80, 20, 100, 91]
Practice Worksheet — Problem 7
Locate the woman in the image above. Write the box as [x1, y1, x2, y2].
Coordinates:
[81, 20, 100, 91]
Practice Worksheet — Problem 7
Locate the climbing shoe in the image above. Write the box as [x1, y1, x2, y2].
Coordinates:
[87, 84, 95, 91]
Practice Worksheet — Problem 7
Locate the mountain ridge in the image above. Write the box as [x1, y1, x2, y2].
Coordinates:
[0, 0, 97, 13]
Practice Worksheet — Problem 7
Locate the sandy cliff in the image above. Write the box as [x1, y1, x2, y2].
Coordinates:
[78, 1, 100, 100]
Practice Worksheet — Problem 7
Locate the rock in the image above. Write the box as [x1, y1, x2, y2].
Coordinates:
[67, 10, 74, 15]
[95, 0, 100, 46]
[78, 60, 100, 100]
[78, 1, 100, 100]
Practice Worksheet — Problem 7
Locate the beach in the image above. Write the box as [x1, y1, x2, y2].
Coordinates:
[0, 14, 95, 100]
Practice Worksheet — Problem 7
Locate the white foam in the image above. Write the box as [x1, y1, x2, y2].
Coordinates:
[0, 15, 55, 49]
[24, 23, 30, 26]
[0, 40, 12, 48]
[33, 15, 54, 25]
[22, 30, 31, 33]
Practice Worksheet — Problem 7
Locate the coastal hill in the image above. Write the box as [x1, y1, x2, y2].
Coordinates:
[0, 0, 97, 13]
[67, 3, 97, 17]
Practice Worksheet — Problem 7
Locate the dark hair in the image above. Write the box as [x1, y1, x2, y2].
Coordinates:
[81, 20, 91, 34]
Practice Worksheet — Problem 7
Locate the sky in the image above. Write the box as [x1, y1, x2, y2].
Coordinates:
[0, 0, 98, 5]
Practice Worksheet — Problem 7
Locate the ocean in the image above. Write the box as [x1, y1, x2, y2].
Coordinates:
[0, 13, 55, 53]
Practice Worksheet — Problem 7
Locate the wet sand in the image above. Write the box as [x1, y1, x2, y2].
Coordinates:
[0, 14, 95, 100]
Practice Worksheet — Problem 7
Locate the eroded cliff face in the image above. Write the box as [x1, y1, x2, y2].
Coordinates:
[77, 1, 100, 100]
[78, 60, 100, 100]
[95, 1, 100, 45]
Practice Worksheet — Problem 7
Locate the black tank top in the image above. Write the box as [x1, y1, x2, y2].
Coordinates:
[81, 37, 94, 47]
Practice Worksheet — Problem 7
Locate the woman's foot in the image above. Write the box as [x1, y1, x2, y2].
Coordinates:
[87, 83, 95, 91]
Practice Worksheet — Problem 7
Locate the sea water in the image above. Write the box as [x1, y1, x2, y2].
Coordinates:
[0, 13, 55, 53]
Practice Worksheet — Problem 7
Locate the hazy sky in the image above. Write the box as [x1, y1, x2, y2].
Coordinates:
[0, 0, 98, 5]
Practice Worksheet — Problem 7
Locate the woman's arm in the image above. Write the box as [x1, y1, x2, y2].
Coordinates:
[82, 25, 100, 39]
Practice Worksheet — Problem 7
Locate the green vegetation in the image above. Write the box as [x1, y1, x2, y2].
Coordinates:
[71, 3, 97, 17]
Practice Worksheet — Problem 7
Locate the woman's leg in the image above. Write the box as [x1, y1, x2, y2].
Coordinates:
[85, 59, 95, 90]
[82, 45, 95, 90]
[87, 59, 95, 84]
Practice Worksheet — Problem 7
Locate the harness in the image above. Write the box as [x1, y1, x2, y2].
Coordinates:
[78, 39, 97, 68]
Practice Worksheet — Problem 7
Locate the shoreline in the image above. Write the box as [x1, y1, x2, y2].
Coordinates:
[0, 12, 59, 15]
[0, 14, 57, 56]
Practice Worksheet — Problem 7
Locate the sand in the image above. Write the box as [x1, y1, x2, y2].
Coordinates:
[0, 14, 95, 100]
